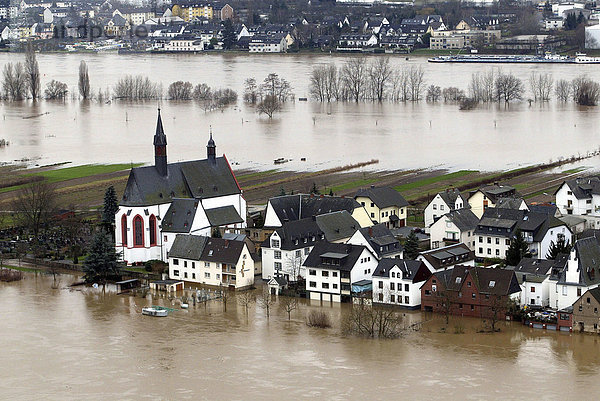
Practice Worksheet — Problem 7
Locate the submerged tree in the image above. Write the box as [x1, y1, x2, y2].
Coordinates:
[12, 180, 56, 238]
[44, 80, 69, 100]
[2, 62, 27, 101]
[25, 42, 40, 100]
[78, 60, 90, 100]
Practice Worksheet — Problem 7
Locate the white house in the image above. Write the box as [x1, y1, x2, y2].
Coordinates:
[468, 183, 520, 218]
[167, 235, 254, 289]
[509, 258, 555, 307]
[304, 242, 378, 303]
[429, 208, 479, 251]
[160, 34, 205, 51]
[115, 110, 246, 265]
[555, 177, 600, 228]
[417, 243, 475, 273]
[337, 33, 378, 49]
[248, 33, 288, 53]
[346, 223, 403, 260]
[372, 258, 432, 309]
[549, 236, 600, 310]
[424, 188, 467, 229]
[474, 208, 572, 260]
[261, 211, 360, 282]
[544, 17, 565, 30]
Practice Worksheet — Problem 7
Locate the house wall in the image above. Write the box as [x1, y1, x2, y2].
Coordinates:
[539, 225, 571, 259]
[520, 279, 548, 307]
[468, 191, 495, 219]
[475, 234, 510, 259]
[355, 196, 406, 227]
[555, 183, 592, 216]
[346, 230, 403, 260]
[263, 202, 282, 227]
[424, 193, 451, 228]
[572, 292, 600, 333]
[261, 231, 311, 281]
[372, 267, 424, 308]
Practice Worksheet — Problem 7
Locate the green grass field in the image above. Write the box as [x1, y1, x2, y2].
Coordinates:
[0, 163, 142, 194]
[394, 170, 478, 192]
[1, 265, 40, 273]
[331, 178, 378, 193]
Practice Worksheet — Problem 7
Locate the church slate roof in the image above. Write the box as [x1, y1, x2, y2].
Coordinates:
[205, 205, 244, 227]
[120, 157, 241, 206]
[161, 198, 198, 233]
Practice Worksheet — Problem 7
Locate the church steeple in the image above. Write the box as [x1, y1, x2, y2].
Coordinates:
[207, 127, 216, 163]
[153, 108, 167, 176]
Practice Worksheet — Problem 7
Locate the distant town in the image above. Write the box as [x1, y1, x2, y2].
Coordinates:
[2, 0, 600, 55]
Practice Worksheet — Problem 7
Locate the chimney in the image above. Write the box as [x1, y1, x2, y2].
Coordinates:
[370, 184, 375, 189]
[368, 227, 373, 237]
[320, 194, 324, 198]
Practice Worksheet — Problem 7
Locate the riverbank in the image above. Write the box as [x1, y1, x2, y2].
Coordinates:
[0, 154, 595, 226]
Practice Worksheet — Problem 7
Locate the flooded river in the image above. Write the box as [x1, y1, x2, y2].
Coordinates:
[2, 272, 600, 399]
[1, 53, 600, 171]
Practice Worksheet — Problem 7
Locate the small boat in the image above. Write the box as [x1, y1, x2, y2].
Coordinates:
[274, 158, 288, 165]
[181, 303, 189, 309]
[142, 306, 170, 317]
[298, 97, 308, 101]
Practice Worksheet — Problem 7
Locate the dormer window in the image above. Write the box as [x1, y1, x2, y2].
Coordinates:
[489, 280, 495, 288]
[208, 250, 213, 256]
[455, 277, 462, 284]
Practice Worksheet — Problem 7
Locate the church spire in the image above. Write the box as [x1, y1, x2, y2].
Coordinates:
[207, 126, 216, 163]
[154, 108, 167, 176]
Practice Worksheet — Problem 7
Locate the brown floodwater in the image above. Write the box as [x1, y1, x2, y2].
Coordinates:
[1, 272, 600, 399]
[1, 53, 600, 172]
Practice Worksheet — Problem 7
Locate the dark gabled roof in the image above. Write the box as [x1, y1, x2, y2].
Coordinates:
[419, 243, 474, 271]
[550, 253, 569, 281]
[579, 229, 600, 241]
[432, 265, 470, 291]
[168, 234, 208, 260]
[495, 197, 526, 210]
[267, 194, 361, 225]
[120, 156, 241, 206]
[267, 218, 323, 251]
[438, 188, 463, 207]
[474, 208, 566, 241]
[372, 258, 426, 281]
[586, 287, 600, 304]
[355, 186, 408, 209]
[513, 258, 554, 275]
[470, 267, 521, 296]
[438, 208, 478, 232]
[472, 184, 519, 204]
[201, 237, 245, 265]
[573, 237, 600, 287]
[205, 205, 243, 227]
[315, 211, 359, 242]
[529, 203, 558, 216]
[558, 176, 600, 199]
[269, 276, 288, 286]
[357, 224, 402, 258]
[161, 198, 198, 233]
[302, 242, 367, 272]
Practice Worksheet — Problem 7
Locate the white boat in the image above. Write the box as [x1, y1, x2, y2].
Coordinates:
[181, 303, 189, 309]
[142, 306, 169, 317]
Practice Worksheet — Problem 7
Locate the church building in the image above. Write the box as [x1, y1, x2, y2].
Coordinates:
[115, 110, 247, 265]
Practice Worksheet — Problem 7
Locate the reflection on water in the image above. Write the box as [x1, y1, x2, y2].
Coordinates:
[1, 272, 600, 399]
[1, 54, 600, 171]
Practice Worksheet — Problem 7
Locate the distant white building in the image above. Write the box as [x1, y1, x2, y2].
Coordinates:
[586, 24, 600, 49]
[424, 188, 467, 229]
[248, 33, 288, 53]
[555, 177, 600, 228]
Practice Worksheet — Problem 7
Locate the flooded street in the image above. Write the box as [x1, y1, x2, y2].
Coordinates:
[2, 272, 600, 399]
[1, 53, 600, 171]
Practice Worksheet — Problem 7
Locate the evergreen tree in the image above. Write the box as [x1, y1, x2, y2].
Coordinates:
[212, 227, 222, 238]
[83, 232, 120, 285]
[505, 230, 531, 266]
[546, 237, 572, 260]
[221, 19, 236, 49]
[102, 186, 118, 224]
[311, 182, 320, 195]
[279, 187, 286, 196]
[403, 231, 420, 260]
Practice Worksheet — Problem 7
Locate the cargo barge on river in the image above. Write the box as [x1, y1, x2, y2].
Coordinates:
[428, 53, 600, 64]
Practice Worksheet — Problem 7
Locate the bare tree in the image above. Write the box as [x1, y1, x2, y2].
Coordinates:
[341, 57, 367, 102]
[495, 72, 524, 103]
[78, 60, 90, 100]
[572, 76, 600, 106]
[114, 75, 161, 100]
[309, 65, 327, 102]
[219, 284, 231, 312]
[368, 57, 392, 102]
[325, 64, 341, 101]
[243, 78, 258, 103]
[342, 301, 403, 339]
[212, 88, 237, 108]
[469, 70, 495, 102]
[2, 62, 27, 101]
[306, 310, 331, 328]
[257, 95, 281, 119]
[44, 80, 68, 100]
[279, 296, 298, 320]
[442, 87, 465, 102]
[408, 66, 425, 101]
[258, 289, 276, 318]
[390, 68, 409, 102]
[237, 290, 255, 316]
[25, 42, 40, 100]
[260, 73, 293, 102]
[12, 180, 57, 239]
[530, 72, 553, 102]
[168, 81, 193, 100]
[555, 79, 571, 102]
[426, 85, 442, 102]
